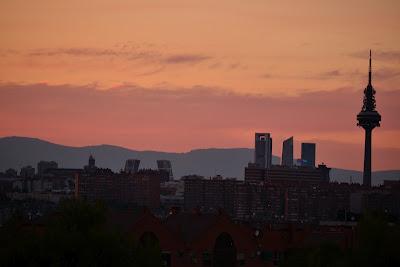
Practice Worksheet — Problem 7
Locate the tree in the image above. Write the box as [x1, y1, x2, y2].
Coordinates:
[0, 199, 162, 267]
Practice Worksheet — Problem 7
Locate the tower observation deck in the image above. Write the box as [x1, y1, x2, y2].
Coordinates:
[357, 50, 381, 187]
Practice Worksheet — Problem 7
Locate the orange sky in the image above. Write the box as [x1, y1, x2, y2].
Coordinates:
[0, 0, 399, 170]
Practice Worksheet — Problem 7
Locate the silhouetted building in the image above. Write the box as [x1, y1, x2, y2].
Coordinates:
[185, 168, 337, 223]
[351, 189, 400, 219]
[183, 175, 204, 212]
[245, 163, 330, 185]
[244, 163, 266, 184]
[0, 177, 15, 194]
[233, 182, 251, 220]
[281, 136, 294, 167]
[255, 133, 272, 169]
[383, 180, 400, 190]
[5, 168, 17, 177]
[237, 180, 354, 223]
[124, 159, 140, 174]
[266, 164, 331, 185]
[301, 143, 316, 167]
[157, 160, 174, 181]
[357, 51, 381, 188]
[44, 168, 83, 178]
[183, 175, 238, 217]
[37, 161, 58, 176]
[88, 154, 95, 168]
[242, 163, 336, 222]
[77, 169, 160, 208]
[160, 180, 185, 212]
[84, 155, 97, 173]
[20, 165, 35, 178]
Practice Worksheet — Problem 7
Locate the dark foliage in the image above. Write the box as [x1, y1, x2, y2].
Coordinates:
[281, 212, 400, 267]
[0, 199, 162, 267]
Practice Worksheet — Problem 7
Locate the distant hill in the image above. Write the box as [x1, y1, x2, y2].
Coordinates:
[330, 168, 400, 186]
[0, 136, 279, 179]
[0, 136, 399, 185]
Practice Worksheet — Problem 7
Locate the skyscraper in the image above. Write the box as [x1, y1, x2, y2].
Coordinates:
[357, 50, 381, 188]
[124, 159, 140, 174]
[157, 159, 174, 181]
[301, 143, 316, 167]
[281, 136, 294, 167]
[254, 133, 272, 169]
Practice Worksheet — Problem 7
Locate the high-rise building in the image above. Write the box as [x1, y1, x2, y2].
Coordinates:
[124, 159, 140, 174]
[157, 160, 174, 181]
[281, 137, 294, 167]
[254, 133, 272, 169]
[357, 51, 381, 188]
[301, 143, 316, 167]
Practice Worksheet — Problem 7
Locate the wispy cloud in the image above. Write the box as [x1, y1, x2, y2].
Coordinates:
[319, 70, 341, 78]
[310, 68, 399, 81]
[350, 50, 400, 63]
[0, 49, 20, 57]
[374, 68, 400, 80]
[163, 54, 211, 64]
[260, 73, 272, 79]
[28, 48, 128, 57]
[260, 69, 345, 80]
[136, 66, 166, 76]
[28, 46, 213, 66]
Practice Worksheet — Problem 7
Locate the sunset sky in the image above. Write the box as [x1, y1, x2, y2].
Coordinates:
[0, 0, 399, 170]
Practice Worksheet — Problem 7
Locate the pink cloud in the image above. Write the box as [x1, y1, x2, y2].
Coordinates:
[0, 83, 399, 170]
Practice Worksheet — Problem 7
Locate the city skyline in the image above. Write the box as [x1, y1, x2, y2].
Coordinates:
[1, 2, 399, 266]
[0, 1, 399, 171]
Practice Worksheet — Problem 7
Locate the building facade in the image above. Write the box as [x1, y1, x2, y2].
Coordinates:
[77, 169, 160, 209]
[157, 160, 174, 181]
[254, 133, 273, 169]
[124, 159, 140, 174]
[37, 161, 58, 176]
[301, 143, 316, 167]
[281, 136, 294, 167]
[20, 165, 35, 178]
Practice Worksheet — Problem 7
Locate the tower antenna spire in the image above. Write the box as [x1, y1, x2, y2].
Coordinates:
[357, 49, 381, 188]
[369, 50, 372, 85]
